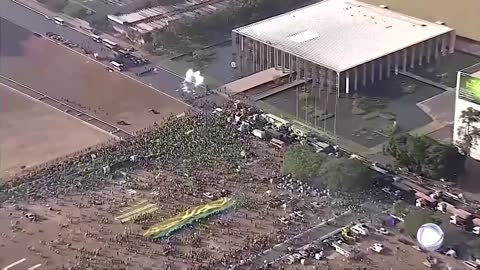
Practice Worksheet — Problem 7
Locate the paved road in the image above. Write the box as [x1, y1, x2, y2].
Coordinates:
[246, 201, 391, 267]
[0, 1, 192, 101]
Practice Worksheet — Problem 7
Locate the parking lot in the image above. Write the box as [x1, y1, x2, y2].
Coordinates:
[275, 219, 468, 270]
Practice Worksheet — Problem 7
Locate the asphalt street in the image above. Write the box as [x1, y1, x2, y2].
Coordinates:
[0, 0, 189, 100]
[247, 200, 391, 267]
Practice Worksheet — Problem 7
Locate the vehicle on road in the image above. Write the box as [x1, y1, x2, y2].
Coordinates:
[375, 227, 390, 235]
[90, 34, 101, 43]
[110, 61, 124, 72]
[102, 39, 118, 49]
[54, 17, 65, 26]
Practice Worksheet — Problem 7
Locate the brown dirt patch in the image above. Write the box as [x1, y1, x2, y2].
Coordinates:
[0, 84, 112, 179]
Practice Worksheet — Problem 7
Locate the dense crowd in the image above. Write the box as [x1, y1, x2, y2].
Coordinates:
[0, 96, 396, 269]
[1, 100, 255, 203]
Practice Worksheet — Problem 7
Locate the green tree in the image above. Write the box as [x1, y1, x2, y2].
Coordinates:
[393, 201, 408, 216]
[457, 107, 480, 156]
[384, 134, 410, 166]
[385, 134, 465, 180]
[41, 0, 68, 12]
[283, 145, 325, 180]
[403, 209, 438, 237]
[318, 158, 374, 192]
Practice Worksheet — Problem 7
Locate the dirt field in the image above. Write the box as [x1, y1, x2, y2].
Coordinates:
[0, 136, 343, 270]
[0, 84, 112, 179]
[0, 34, 189, 133]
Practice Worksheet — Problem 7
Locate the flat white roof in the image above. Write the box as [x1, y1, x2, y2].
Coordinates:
[233, 0, 453, 72]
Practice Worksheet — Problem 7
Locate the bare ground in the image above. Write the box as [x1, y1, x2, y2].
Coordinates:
[0, 35, 189, 133]
[0, 84, 112, 179]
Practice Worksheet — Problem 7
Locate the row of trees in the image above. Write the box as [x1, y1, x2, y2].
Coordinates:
[283, 145, 374, 192]
[146, 0, 315, 53]
[384, 134, 465, 180]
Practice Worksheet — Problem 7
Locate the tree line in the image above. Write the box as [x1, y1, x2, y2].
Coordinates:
[384, 107, 480, 181]
[283, 145, 374, 192]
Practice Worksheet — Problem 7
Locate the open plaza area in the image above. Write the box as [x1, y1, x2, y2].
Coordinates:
[0, 103, 390, 269]
[0, 17, 189, 134]
[0, 83, 112, 179]
[2, 0, 480, 269]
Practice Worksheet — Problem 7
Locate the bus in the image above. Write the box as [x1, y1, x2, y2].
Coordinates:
[270, 138, 285, 149]
[102, 39, 118, 49]
[262, 113, 290, 129]
[110, 61, 124, 71]
[90, 34, 101, 43]
[54, 17, 65, 26]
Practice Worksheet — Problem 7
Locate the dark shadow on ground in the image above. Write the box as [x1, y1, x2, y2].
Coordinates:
[0, 17, 36, 57]
[411, 52, 480, 88]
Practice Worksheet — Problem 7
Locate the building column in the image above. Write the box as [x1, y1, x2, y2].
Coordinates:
[239, 35, 244, 74]
[247, 38, 251, 73]
[354, 67, 358, 91]
[296, 57, 301, 80]
[257, 42, 262, 71]
[394, 51, 399, 74]
[410, 45, 416, 69]
[273, 48, 278, 70]
[403, 48, 408, 72]
[386, 54, 391, 78]
[426, 39, 432, 64]
[434, 37, 440, 59]
[266, 45, 270, 69]
[253, 40, 257, 72]
[370, 61, 375, 84]
[288, 54, 292, 75]
[449, 31, 456, 53]
[231, 32, 238, 69]
[362, 64, 367, 87]
[418, 42, 424, 66]
[441, 34, 447, 56]
[281, 51, 285, 73]
[378, 58, 383, 81]
[345, 71, 350, 94]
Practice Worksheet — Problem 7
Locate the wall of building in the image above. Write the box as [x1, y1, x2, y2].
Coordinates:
[454, 73, 480, 160]
[359, 0, 480, 42]
[341, 32, 454, 94]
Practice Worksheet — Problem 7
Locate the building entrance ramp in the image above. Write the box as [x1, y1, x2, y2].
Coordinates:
[253, 79, 306, 101]
[223, 68, 288, 96]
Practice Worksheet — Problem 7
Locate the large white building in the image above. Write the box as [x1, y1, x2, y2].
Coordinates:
[454, 63, 480, 160]
[232, 0, 456, 95]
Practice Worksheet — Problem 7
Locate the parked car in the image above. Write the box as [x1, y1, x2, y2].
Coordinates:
[375, 227, 390, 235]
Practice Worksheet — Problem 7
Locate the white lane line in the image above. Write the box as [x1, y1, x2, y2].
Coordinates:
[28, 264, 42, 270]
[2, 258, 27, 270]
[43, 38, 191, 108]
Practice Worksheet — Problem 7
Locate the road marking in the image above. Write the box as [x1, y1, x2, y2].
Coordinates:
[28, 264, 42, 270]
[2, 258, 26, 270]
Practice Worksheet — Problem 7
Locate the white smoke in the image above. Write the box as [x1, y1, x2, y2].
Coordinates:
[181, 69, 204, 93]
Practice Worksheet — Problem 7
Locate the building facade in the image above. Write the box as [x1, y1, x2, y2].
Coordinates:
[453, 63, 480, 160]
[232, 0, 456, 96]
